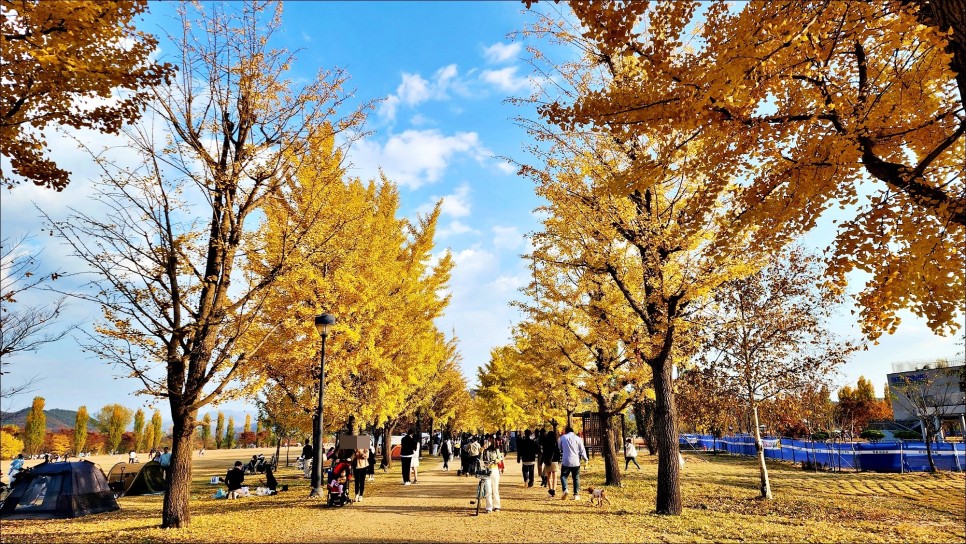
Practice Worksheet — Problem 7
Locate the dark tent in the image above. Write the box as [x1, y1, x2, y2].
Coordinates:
[0, 461, 119, 520]
[107, 461, 166, 496]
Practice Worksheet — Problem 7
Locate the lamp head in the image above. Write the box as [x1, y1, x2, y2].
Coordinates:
[315, 313, 336, 337]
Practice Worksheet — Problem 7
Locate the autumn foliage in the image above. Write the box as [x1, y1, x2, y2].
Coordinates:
[544, 0, 964, 340]
[0, 0, 174, 190]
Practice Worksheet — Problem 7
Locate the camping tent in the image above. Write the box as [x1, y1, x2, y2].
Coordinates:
[0, 461, 119, 520]
[107, 461, 166, 496]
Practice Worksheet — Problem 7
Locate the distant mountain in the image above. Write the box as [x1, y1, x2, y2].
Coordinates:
[0, 408, 98, 432]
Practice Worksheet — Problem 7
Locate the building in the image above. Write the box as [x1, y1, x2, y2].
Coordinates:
[887, 362, 966, 440]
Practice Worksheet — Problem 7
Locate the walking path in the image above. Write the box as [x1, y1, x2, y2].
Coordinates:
[311, 457, 613, 541]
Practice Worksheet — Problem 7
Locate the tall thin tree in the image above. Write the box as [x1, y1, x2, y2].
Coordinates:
[22, 396, 46, 456]
[73, 405, 89, 455]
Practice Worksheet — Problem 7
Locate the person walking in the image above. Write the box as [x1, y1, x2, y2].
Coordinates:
[516, 429, 538, 487]
[352, 448, 369, 502]
[400, 429, 417, 485]
[481, 438, 504, 513]
[541, 428, 562, 497]
[458, 435, 471, 476]
[624, 438, 641, 470]
[558, 426, 588, 501]
[536, 429, 547, 486]
[302, 439, 313, 479]
[441, 435, 453, 471]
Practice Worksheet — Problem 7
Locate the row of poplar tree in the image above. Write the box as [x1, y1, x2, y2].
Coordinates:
[2, 396, 269, 458]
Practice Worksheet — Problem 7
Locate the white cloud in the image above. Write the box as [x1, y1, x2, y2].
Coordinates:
[436, 183, 473, 218]
[438, 220, 480, 239]
[495, 161, 516, 175]
[378, 64, 462, 121]
[480, 66, 533, 93]
[488, 273, 528, 295]
[483, 42, 522, 64]
[397, 72, 431, 105]
[348, 130, 491, 189]
[492, 225, 524, 251]
[450, 246, 497, 278]
[417, 184, 476, 239]
[379, 95, 402, 121]
[409, 113, 432, 127]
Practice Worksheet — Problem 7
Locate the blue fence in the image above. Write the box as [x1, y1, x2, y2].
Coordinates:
[679, 434, 966, 472]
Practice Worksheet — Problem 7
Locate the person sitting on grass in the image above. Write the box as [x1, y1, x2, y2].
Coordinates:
[226, 461, 245, 499]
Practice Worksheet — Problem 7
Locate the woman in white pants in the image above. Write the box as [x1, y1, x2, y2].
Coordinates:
[480, 438, 504, 513]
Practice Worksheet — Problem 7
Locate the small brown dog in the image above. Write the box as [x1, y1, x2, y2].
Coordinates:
[586, 486, 611, 507]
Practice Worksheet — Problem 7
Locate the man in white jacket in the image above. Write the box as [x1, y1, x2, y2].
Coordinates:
[558, 426, 588, 500]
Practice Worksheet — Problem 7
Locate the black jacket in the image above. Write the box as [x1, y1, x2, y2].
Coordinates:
[401, 434, 417, 456]
[540, 433, 561, 463]
[225, 467, 245, 491]
[516, 437, 539, 463]
[302, 443, 313, 459]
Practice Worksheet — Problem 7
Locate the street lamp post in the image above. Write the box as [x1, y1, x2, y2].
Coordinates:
[309, 313, 336, 498]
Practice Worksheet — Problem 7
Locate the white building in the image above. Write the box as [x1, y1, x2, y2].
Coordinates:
[887, 362, 966, 440]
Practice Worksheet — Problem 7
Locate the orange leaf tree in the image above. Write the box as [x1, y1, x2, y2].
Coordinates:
[540, 0, 964, 340]
[0, 0, 174, 190]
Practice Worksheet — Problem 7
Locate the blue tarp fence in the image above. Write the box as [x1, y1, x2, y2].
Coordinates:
[679, 434, 966, 472]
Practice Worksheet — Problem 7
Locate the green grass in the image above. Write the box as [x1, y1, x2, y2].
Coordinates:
[1, 449, 963, 542]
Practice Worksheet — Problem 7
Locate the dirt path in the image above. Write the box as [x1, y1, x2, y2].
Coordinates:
[304, 456, 621, 542]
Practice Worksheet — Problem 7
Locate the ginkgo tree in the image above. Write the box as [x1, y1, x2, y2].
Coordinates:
[541, 0, 964, 341]
[481, 330, 584, 431]
[44, 1, 370, 528]
[511, 257, 651, 485]
[516, 17, 775, 511]
[0, 0, 174, 190]
[240, 125, 459, 474]
[476, 346, 534, 431]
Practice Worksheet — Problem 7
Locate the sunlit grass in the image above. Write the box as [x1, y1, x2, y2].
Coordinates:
[2, 448, 963, 542]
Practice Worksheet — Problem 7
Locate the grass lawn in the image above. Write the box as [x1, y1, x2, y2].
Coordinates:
[1, 448, 963, 542]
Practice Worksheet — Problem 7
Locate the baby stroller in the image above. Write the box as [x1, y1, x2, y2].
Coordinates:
[326, 459, 353, 507]
[255, 454, 274, 474]
[245, 454, 269, 475]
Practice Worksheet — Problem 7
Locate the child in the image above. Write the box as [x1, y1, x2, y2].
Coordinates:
[328, 473, 346, 494]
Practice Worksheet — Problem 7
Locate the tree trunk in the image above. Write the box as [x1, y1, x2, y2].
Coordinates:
[596, 397, 622, 486]
[651, 358, 682, 515]
[274, 437, 281, 470]
[751, 404, 772, 499]
[925, 424, 938, 473]
[633, 398, 658, 455]
[347, 414, 356, 435]
[162, 407, 198, 528]
[414, 409, 422, 454]
[381, 420, 395, 469]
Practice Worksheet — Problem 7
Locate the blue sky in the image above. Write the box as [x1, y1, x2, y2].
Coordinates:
[0, 2, 961, 420]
